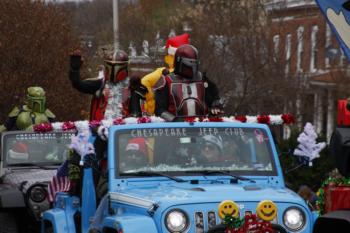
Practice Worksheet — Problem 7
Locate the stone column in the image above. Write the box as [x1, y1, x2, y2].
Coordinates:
[313, 91, 324, 134]
[327, 89, 335, 143]
[283, 103, 291, 139]
[296, 94, 303, 130]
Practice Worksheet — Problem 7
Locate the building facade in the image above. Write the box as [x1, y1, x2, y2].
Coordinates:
[266, 0, 349, 142]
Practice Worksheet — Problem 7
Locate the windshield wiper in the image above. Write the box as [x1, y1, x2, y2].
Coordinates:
[185, 170, 256, 183]
[8, 163, 58, 170]
[120, 171, 186, 183]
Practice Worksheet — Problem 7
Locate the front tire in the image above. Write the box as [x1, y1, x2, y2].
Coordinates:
[43, 221, 54, 233]
[0, 212, 19, 233]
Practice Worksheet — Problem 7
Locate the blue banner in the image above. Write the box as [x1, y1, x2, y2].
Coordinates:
[316, 0, 350, 61]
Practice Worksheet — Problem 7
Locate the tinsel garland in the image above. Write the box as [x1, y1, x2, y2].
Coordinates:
[32, 113, 295, 134]
[316, 176, 350, 215]
[223, 214, 244, 229]
[222, 214, 273, 233]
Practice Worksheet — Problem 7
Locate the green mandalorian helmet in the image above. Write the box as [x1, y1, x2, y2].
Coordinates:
[26, 86, 46, 113]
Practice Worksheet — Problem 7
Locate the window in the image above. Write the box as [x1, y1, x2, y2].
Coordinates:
[116, 127, 277, 177]
[273, 35, 280, 62]
[285, 34, 292, 75]
[325, 23, 331, 68]
[297, 26, 304, 72]
[310, 25, 319, 73]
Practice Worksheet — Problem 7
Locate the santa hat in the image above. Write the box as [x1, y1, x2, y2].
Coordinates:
[126, 138, 147, 156]
[8, 142, 29, 160]
[165, 33, 190, 56]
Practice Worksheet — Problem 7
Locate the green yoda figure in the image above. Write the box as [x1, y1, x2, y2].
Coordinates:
[0, 86, 55, 132]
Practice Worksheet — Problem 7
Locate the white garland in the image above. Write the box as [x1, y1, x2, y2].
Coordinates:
[269, 115, 284, 125]
[246, 116, 257, 123]
[35, 115, 293, 141]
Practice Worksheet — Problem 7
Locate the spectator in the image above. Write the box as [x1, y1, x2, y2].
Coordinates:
[120, 138, 149, 171]
[200, 135, 223, 163]
[298, 185, 318, 208]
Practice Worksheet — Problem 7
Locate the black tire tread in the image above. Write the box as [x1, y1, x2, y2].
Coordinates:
[0, 212, 19, 233]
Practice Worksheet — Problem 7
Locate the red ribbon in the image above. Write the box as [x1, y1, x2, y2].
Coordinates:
[257, 115, 270, 124]
[62, 121, 76, 131]
[235, 115, 247, 123]
[33, 123, 53, 133]
[281, 113, 295, 124]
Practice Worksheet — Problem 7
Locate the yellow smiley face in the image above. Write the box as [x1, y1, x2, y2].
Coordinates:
[256, 200, 277, 221]
[218, 200, 239, 219]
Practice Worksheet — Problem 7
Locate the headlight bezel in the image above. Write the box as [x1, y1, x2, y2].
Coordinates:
[283, 206, 306, 232]
[29, 185, 47, 203]
[164, 209, 189, 233]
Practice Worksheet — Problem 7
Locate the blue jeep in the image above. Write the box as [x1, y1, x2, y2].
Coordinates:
[42, 122, 317, 233]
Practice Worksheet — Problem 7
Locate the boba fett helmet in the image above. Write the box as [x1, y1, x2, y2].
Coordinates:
[104, 50, 129, 83]
[26, 86, 46, 113]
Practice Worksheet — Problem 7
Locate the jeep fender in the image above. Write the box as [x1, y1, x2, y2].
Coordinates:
[313, 210, 350, 233]
[42, 208, 77, 233]
[0, 188, 25, 208]
[103, 214, 158, 233]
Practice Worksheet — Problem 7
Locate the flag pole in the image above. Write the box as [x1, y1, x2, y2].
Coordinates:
[113, 0, 119, 51]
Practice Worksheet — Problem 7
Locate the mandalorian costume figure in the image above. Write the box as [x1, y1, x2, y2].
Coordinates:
[0, 86, 55, 132]
[154, 44, 223, 121]
[141, 33, 190, 115]
[69, 50, 144, 121]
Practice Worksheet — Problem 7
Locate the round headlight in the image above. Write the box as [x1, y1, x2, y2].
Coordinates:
[165, 209, 189, 233]
[283, 207, 306, 231]
[30, 186, 46, 202]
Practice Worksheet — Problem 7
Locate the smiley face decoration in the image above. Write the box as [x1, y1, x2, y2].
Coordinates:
[218, 200, 244, 232]
[218, 200, 276, 233]
[256, 200, 277, 221]
[218, 200, 240, 219]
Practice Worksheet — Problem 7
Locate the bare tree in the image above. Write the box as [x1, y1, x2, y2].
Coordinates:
[177, 1, 295, 115]
[0, 0, 89, 123]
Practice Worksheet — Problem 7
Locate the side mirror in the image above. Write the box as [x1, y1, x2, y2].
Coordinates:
[330, 128, 350, 178]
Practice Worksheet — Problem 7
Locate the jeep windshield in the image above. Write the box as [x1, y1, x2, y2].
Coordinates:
[1, 131, 74, 166]
[116, 126, 277, 177]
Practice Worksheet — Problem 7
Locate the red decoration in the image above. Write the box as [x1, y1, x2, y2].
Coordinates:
[281, 113, 295, 124]
[33, 114, 295, 135]
[184, 117, 197, 123]
[235, 115, 247, 123]
[137, 117, 151, 124]
[113, 117, 125, 125]
[260, 221, 273, 233]
[223, 214, 275, 233]
[324, 185, 350, 213]
[337, 100, 350, 126]
[62, 121, 76, 131]
[33, 123, 53, 133]
[257, 115, 270, 124]
[224, 228, 239, 233]
[208, 117, 224, 122]
[89, 120, 101, 129]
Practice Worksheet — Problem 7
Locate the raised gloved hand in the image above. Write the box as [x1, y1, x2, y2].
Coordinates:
[70, 49, 83, 71]
[162, 68, 170, 76]
[209, 99, 224, 116]
[129, 76, 148, 99]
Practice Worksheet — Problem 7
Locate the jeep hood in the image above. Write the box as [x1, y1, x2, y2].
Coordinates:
[2, 169, 56, 192]
[113, 182, 302, 207]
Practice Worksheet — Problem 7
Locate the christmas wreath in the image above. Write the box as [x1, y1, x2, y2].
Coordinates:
[316, 176, 350, 215]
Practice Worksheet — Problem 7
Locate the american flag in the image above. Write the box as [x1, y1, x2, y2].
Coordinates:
[47, 160, 72, 202]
